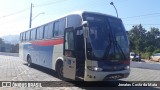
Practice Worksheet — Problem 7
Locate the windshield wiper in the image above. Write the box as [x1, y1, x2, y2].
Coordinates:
[114, 40, 126, 60]
[103, 32, 126, 60]
[103, 34, 112, 59]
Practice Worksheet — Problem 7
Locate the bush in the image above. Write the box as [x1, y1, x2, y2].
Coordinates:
[141, 52, 152, 59]
[153, 49, 160, 54]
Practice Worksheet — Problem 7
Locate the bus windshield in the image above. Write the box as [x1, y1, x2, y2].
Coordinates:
[84, 14, 129, 61]
[87, 21, 110, 59]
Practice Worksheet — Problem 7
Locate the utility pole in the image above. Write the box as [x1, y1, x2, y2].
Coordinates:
[110, 2, 118, 18]
[29, 3, 33, 28]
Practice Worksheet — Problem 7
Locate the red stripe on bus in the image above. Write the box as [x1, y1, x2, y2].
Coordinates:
[31, 38, 64, 46]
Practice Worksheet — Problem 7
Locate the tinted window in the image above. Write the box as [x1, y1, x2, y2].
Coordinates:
[67, 15, 81, 28]
[59, 19, 65, 35]
[54, 18, 66, 36]
[31, 29, 36, 40]
[36, 26, 44, 39]
[65, 31, 74, 50]
[54, 21, 59, 36]
[44, 23, 53, 38]
[26, 31, 30, 41]
[22, 33, 26, 41]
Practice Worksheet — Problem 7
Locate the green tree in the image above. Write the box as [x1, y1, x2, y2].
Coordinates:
[145, 27, 160, 51]
[128, 25, 160, 59]
[128, 24, 147, 52]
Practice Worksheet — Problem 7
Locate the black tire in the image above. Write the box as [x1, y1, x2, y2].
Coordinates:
[56, 61, 64, 80]
[27, 56, 32, 67]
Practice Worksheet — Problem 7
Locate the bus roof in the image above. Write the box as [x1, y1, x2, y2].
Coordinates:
[56, 10, 120, 20]
[21, 11, 120, 33]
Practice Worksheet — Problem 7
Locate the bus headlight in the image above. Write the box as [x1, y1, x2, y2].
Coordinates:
[124, 66, 130, 70]
[87, 66, 103, 72]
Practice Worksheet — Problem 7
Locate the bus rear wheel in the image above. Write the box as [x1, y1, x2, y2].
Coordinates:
[27, 56, 32, 67]
[56, 61, 64, 80]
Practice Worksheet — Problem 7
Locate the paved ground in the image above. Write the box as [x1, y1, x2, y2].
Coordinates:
[0, 55, 160, 90]
[0, 52, 19, 57]
[130, 60, 160, 70]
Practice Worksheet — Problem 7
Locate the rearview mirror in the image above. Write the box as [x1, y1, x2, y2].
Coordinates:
[83, 27, 89, 38]
[82, 21, 89, 38]
[82, 21, 88, 27]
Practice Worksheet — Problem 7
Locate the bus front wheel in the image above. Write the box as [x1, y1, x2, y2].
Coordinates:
[56, 61, 64, 80]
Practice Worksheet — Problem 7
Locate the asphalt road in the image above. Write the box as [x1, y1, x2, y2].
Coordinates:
[130, 60, 160, 70]
[0, 52, 19, 57]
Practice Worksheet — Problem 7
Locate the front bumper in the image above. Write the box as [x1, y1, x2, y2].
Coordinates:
[84, 69, 130, 81]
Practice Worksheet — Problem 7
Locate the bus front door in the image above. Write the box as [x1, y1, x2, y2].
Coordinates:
[63, 27, 76, 80]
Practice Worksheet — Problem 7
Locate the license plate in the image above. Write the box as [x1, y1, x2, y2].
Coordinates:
[108, 74, 122, 79]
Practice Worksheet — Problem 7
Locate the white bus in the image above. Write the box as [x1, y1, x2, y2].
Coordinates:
[19, 11, 130, 81]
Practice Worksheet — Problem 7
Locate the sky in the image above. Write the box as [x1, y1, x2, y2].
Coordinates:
[0, 0, 160, 37]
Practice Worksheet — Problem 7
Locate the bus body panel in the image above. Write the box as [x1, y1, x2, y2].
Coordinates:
[63, 56, 76, 79]
[21, 38, 64, 70]
[52, 43, 63, 70]
[23, 41, 54, 69]
[22, 42, 31, 61]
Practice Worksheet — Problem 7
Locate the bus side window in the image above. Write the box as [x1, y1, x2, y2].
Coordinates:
[44, 23, 54, 39]
[54, 21, 59, 36]
[59, 18, 65, 35]
[54, 18, 65, 37]
[23, 32, 26, 41]
[36, 26, 44, 40]
[26, 31, 31, 41]
[31, 29, 36, 40]
[67, 15, 81, 28]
